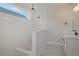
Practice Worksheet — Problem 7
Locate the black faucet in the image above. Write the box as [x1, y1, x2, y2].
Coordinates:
[72, 30, 78, 35]
[75, 30, 78, 35]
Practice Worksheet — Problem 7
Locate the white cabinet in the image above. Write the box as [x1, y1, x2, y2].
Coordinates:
[64, 37, 79, 56]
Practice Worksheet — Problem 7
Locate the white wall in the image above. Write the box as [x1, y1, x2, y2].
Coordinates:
[0, 11, 32, 55]
[47, 4, 73, 44]
[32, 4, 47, 31]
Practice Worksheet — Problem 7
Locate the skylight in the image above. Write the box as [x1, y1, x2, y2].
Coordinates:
[0, 3, 30, 19]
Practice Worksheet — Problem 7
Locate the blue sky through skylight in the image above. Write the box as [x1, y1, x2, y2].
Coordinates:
[0, 3, 30, 19]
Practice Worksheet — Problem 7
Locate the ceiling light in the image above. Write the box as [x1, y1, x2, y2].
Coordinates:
[77, 4, 79, 6]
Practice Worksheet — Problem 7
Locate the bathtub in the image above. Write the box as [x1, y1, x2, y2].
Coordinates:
[9, 48, 32, 56]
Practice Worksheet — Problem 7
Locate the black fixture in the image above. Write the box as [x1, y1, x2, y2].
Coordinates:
[73, 30, 78, 35]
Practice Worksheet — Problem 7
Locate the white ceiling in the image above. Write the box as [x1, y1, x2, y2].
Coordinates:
[11, 3, 76, 10]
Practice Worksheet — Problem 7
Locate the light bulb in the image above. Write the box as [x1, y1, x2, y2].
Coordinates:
[73, 6, 79, 12]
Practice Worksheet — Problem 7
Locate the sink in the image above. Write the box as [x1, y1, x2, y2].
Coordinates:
[64, 35, 79, 39]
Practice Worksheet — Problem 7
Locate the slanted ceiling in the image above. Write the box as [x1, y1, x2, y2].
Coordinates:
[0, 3, 30, 19]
